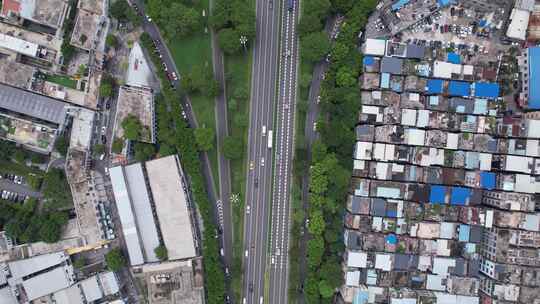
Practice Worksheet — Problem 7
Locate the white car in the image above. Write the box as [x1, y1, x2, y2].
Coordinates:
[271, 256, 275, 264]
[245, 250, 248, 257]
[316, 95, 321, 104]
[313, 122, 317, 131]
[246, 205, 250, 214]
[261, 157, 265, 167]
[145, 15, 152, 22]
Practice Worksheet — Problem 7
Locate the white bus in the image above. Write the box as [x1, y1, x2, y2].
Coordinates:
[267, 130, 273, 149]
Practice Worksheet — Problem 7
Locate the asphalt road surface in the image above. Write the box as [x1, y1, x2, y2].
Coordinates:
[268, 0, 300, 303]
[242, 0, 280, 302]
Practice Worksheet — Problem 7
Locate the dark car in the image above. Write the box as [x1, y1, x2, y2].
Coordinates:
[105, 100, 111, 110]
[254, 178, 258, 188]
[101, 135, 107, 144]
[249, 283, 254, 293]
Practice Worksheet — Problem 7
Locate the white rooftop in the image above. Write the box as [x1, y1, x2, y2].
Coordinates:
[124, 163, 160, 263]
[364, 39, 386, 56]
[126, 42, 154, 88]
[22, 266, 75, 301]
[109, 166, 145, 266]
[52, 285, 84, 304]
[80, 275, 102, 302]
[0, 32, 38, 57]
[347, 251, 368, 268]
[506, 8, 530, 40]
[146, 155, 197, 260]
[8, 251, 68, 279]
[69, 108, 95, 151]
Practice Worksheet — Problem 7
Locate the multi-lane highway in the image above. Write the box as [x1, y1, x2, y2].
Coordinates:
[269, 0, 299, 302]
[242, 0, 280, 302]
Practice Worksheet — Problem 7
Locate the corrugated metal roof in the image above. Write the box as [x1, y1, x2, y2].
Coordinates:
[8, 252, 68, 279]
[528, 47, 540, 109]
[109, 166, 145, 266]
[22, 266, 74, 301]
[124, 163, 160, 263]
[0, 83, 67, 124]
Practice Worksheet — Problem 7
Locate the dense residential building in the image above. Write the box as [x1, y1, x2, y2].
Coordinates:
[343, 1, 540, 303]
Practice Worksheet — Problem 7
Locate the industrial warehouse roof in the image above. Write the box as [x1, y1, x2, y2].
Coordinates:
[0, 32, 38, 57]
[22, 266, 74, 301]
[8, 251, 69, 279]
[0, 83, 67, 124]
[473, 82, 499, 99]
[529, 47, 540, 109]
[109, 166, 145, 266]
[123, 163, 160, 263]
[146, 155, 197, 261]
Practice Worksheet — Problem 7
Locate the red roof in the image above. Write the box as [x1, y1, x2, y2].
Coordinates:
[1, 0, 21, 17]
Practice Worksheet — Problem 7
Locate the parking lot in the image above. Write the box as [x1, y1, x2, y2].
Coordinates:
[0, 176, 42, 202]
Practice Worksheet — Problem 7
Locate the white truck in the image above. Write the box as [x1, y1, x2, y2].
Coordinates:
[267, 130, 273, 149]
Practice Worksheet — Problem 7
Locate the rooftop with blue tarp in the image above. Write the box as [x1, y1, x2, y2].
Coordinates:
[480, 172, 496, 190]
[474, 82, 500, 99]
[438, 0, 455, 7]
[392, 0, 410, 11]
[427, 79, 444, 94]
[386, 234, 397, 245]
[447, 52, 461, 64]
[448, 81, 470, 97]
[353, 290, 369, 304]
[381, 73, 390, 89]
[528, 47, 540, 109]
[363, 56, 375, 66]
[458, 224, 470, 242]
[450, 187, 471, 205]
[429, 185, 446, 204]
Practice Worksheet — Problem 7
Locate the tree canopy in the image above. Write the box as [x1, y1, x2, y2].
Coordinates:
[154, 245, 168, 261]
[194, 127, 215, 151]
[121, 115, 143, 141]
[134, 142, 156, 162]
[105, 248, 126, 272]
[223, 136, 243, 160]
[300, 31, 331, 63]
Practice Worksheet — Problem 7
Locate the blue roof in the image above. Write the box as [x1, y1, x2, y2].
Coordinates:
[386, 234, 397, 245]
[447, 52, 461, 64]
[458, 224, 470, 242]
[528, 47, 540, 109]
[429, 185, 446, 204]
[450, 187, 471, 205]
[474, 82, 500, 99]
[438, 0, 454, 6]
[427, 79, 444, 94]
[381, 73, 390, 89]
[363, 56, 375, 66]
[392, 0, 410, 11]
[479, 20, 487, 27]
[354, 291, 369, 304]
[480, 172, 496, 190]
[386, 210, 397, 217]
[448, 81, 470, 97]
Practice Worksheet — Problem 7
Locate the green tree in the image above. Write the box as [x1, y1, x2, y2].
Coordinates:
[13, 150, 26, 164]
[231, 0, 256, 40]
[208, 79, 220, 97]
[299, 72, 312, 89]
[154, 244, 168, 261]
[93, 144, 105, 156]
[112, 138, 123, 154]
[301, 31, 331, 63]
[106, 34, 118, 48]
[100, 82, 113, 98]
[194, 127, 215, 151]
[211, 0, 232, 30]
[223, 136, 243, 160]
[54, 136, 68, 156]
[336, 66, 356, 87]
[319, 280, 334, 298]
[134, 142, 156, 161]
[234, 113, 249, 129]
[105, 248, 126, 272]
[218, 28, 241, 55]
[307, 235, 324, 269]
[160, 3, 201, 39]
[42, 169, 72, 210]
[39, 212, 68, 243]
[298, 14, 323, 37]
[121, 115, 143, 141]
[308, 210, 326, 235]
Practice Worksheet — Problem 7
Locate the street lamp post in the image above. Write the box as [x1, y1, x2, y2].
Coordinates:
[240, 35, 248, 52]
